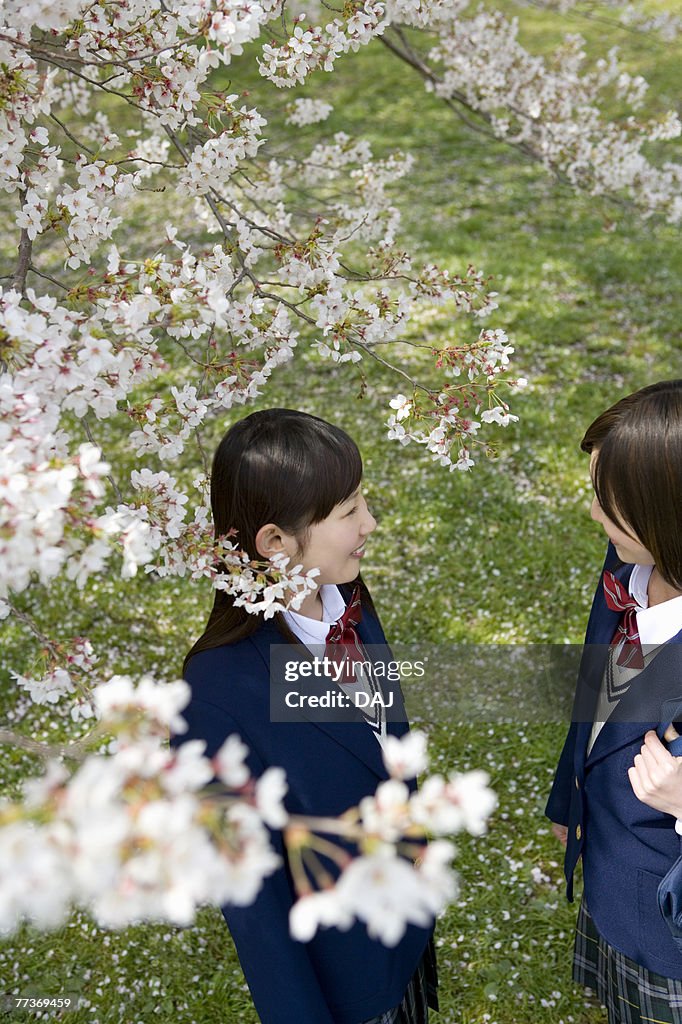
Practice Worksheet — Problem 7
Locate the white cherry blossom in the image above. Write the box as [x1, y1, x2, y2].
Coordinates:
[214, 734, 251, 788]
[382, 730, 429, 780]
[255, 767, 289, 828]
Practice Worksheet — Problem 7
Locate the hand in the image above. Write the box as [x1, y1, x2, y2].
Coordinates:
[628, 729, 682, 818]
[551, 822, 568, 847]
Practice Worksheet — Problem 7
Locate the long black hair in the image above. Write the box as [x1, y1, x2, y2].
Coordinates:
[184, 408, 374, 671]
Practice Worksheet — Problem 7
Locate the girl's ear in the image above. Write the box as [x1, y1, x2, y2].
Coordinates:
[255, 523, 290, 560]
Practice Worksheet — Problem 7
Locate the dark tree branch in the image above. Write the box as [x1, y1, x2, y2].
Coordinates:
[12, 226, 33, 297]
[380, 26, 548, 166]
[49, 112, 96, 156]
[27, 265, 69, 291]
[0, 726, 106, 762]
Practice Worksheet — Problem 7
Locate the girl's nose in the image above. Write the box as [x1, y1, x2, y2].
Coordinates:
[590, 496, 602, 523]
[363, 508, 377, 536]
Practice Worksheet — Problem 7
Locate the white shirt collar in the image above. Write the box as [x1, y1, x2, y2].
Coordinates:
[282, 584, 346, 646]
[629, 563, 682, 645]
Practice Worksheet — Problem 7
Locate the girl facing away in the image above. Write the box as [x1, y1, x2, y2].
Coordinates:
[171, 408, 438, 1024]
[546, 380, 682, 1024]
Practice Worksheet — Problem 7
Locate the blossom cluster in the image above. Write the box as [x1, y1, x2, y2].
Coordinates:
[0, 675, 281, 932]
[12, 636, 96, 718]
[212, 548, 321, 618]
[288, 730, 497, 945]
[386, 330, 528, 471]
[0, 677, 495, 943]
[259, 4, 388, 86]
[424, 10, 681, 221]
[285, 97, 334, 126]
[0, 285, 158, 599]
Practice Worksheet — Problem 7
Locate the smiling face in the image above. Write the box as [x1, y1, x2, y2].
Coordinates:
[589, 449, 655, 566]
[291, 487, 377, 586]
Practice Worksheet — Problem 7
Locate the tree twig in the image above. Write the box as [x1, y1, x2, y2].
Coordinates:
[6, 602, 62, 659]
[49, 112, 95, 156]
[11, 225, 33, 297]
[0, 727, 103, 762]
[380, 27, 552, 168]
[28, 264, 69, 291]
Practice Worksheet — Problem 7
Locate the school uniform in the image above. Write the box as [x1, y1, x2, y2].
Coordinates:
[171, 584, 438, 1024]
[546, 544, 682, 1023]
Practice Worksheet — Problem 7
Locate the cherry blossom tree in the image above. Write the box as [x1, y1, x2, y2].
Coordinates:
[0, 0, 679, 938]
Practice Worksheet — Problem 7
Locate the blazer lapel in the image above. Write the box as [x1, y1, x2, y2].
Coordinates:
[575, 560, 632, 769]
[354, 603, 410, 741]
[585, 633, 682, 767]
[573, 558, 631, 725]
[585, 719, 656, 767]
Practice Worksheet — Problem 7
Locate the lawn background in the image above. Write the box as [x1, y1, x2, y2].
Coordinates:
[1, 3, 681, 1021]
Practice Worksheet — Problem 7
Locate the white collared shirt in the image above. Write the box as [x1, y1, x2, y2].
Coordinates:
[282, 585, 388, 747]
[630, 563, 682, 646]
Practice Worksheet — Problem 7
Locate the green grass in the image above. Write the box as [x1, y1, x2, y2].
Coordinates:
[1, 3, 681, 1022]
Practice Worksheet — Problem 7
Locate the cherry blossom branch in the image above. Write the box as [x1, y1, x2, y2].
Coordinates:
[6, 29, 204, 70]
[379, 28, 545, 167]
[49, 112, 96, 156]
[0, 727, 104, 761]
[193, 428, 212, 478]
[352, 340, 435, 395]
[381, 28, 502, 144]
[254, 290, 317, 325]
[0, 674, 495, 939]
[5, 603, 61, 661]
[27, 265, 69, 291]
[48, 60, 150, 113]
[11, 224, 33, 297]
[162, 124, 238, 244]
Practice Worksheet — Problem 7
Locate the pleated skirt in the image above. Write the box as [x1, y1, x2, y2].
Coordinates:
[573, 898, 682, 1024]
[360, 938, 439, 1024]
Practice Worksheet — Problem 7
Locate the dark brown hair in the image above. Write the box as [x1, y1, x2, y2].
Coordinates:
[581, 380, 682, 589]
[184, 408, 373, 671]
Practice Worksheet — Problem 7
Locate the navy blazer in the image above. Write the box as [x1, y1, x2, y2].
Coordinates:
[171, 592, 433, 1024]
[546, 544, 682, 977]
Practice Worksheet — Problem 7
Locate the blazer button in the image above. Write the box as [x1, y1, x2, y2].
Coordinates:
[576, 824, 582, 841]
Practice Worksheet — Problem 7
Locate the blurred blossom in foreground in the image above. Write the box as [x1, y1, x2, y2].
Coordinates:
[0, 677, 495, 942]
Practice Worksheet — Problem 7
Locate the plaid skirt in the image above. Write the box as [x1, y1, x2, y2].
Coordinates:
[573, 898, 682, 1024]
[360, 938, 439, 1024]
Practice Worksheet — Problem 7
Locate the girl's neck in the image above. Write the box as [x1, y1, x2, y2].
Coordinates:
[295, 589, 326, 621]
[648, 566, 682, 607]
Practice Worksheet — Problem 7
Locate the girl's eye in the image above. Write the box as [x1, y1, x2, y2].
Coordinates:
[345, 506, 358, 517]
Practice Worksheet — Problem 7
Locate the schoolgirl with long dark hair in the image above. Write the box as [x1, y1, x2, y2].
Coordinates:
[173, 408, 438, 1024]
